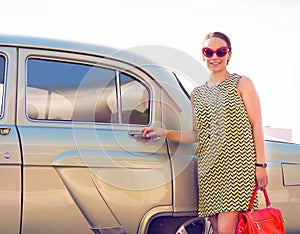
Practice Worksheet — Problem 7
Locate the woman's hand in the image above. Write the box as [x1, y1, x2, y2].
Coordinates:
[255, 167, 268, 189]
[141, 127, 197, 143]
[141, 126, 167, 138]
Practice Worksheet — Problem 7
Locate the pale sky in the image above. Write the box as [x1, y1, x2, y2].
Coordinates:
[1, 0, 300, 142]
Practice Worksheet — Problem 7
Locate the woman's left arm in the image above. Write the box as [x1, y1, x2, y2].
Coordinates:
[237, 76, 269, 189]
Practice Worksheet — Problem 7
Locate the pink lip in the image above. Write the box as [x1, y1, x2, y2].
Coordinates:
[210, 61, 221, 66]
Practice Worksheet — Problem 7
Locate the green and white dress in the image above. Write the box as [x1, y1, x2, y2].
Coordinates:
[193, 73, 256, 217]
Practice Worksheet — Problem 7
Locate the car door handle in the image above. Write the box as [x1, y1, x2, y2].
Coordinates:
[0, 127, 11, 135]
[128, 130, 144, 138]
[128, 130, 161, 141]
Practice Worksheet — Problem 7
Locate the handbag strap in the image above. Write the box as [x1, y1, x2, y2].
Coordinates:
[248, 187, 271, 211]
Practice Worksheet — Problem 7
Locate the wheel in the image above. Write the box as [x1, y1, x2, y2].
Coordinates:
[176, 217, 210, 234]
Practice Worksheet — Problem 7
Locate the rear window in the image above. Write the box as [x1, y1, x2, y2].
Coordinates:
[26, 59, 116, 122]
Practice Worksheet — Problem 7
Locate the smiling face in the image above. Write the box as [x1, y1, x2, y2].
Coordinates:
[202, 37, 232, 74]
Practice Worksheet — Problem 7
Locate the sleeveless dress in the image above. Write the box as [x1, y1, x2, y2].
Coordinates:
[193, 73, 256, 217]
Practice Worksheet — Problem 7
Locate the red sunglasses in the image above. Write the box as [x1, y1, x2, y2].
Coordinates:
[202, 46, 230, 58]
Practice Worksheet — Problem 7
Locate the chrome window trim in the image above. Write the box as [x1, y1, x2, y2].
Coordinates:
[0, 52, 8, 119]
[116, 70, 122, 123]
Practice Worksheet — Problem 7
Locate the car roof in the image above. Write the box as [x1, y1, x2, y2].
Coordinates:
[0, 34, 182, 82]
[0, 34, 153, 65]
[0, 34, 188, 109]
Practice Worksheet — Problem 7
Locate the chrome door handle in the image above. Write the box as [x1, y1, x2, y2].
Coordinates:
[128, 130, 144, 138]
[0, 128, 11, 135]
[128, 130, 161, 141]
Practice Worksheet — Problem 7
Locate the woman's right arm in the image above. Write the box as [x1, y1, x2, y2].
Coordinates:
[141, 92, 198, 143]
[141, 127, 197, 143]
[166, 129, 198, 143]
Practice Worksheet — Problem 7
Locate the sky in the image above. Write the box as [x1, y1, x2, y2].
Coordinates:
[1, 0, 300, 142]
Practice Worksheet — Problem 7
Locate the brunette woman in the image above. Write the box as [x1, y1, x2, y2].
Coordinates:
[142, 32, 268, 234]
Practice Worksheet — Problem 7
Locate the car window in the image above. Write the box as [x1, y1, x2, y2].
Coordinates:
[119, 73, 149, 125]
[0, 55, 5, 117]
[26, 58, 150, 125]
[26, 58, 116, 123]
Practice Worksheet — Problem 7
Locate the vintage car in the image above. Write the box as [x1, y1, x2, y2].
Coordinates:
[0, 35, 299, 233]
[0, 34, 207, 234]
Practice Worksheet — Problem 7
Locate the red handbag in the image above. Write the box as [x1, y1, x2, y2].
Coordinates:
[236, 187, 285, 234]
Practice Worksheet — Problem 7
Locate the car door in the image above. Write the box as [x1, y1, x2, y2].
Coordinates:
[17, 48, 172, 234]
[0, 47, 22, 233]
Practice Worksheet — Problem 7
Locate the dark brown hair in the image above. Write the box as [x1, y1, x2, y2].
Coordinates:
[203, 32, 232, 51]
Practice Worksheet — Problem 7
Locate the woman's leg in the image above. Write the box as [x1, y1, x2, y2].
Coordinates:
[208, 214, 218, 234]
[217, 211, 241, 234]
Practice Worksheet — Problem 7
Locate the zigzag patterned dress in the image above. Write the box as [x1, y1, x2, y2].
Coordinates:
[193, 73, 256, 217]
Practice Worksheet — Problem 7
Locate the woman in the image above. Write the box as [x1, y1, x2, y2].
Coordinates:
[142, 32, 268, 233]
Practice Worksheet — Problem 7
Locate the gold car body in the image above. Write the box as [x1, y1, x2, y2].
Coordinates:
[0, 35, 203, 234]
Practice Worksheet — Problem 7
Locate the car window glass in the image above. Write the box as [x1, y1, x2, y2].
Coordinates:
[27, 59, 116, 123]
[120, 73, 149, 125]
[0, 55, 5, 116]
